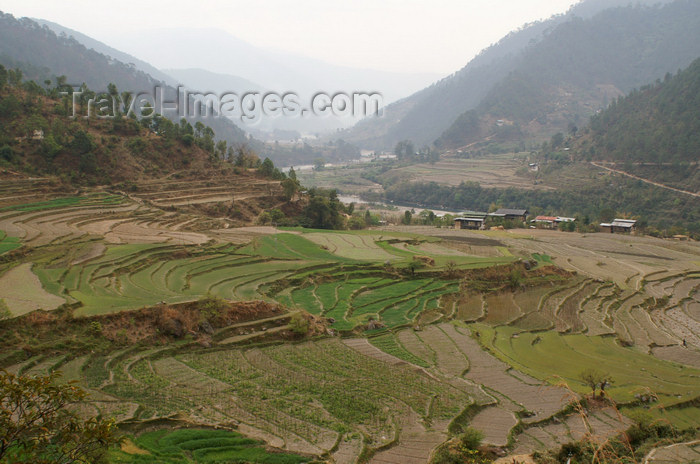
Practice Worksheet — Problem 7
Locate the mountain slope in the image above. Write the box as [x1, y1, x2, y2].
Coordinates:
[33, 19, 178, 87]
[437, 0, 700, 149]
[163, 68, 264, 95]
[0, 12, 162, 94]
[339, 0, 683, 151]
[0, 82, 221, 184]
[100, 27, 442, 105]
[0, 12, 250, 148]
[574, 56, 700, 192]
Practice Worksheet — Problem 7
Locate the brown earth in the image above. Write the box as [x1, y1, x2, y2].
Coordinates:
[0, 299, 286, 356]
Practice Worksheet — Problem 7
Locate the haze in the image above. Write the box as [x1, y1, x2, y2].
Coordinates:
[0, 0, 579, 75]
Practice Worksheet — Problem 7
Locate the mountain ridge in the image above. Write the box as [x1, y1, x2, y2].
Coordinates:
[338, 0, 691, 152]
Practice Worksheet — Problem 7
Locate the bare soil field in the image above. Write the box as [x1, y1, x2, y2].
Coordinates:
[387, 154, 550, 190]
[0, 263, 65, 315]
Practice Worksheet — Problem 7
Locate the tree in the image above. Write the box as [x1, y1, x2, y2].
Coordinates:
[288, 166, 297, 182]
[313, 158, 326, 171]
[55, 75, 69, 93]
[550, 132, 565, 149]
[215, 140, 227, 160]
[431, 427, 490, 464]
[281, 178, 298, 202]
[0, 65, 7, 89]
[258, 158, 275, 177]
[394, 140, 415, 160]
[232, 144, 259, 168]
[580, 368, 608, 397]
[364, 209, 372, 226]
[289, 312, 310, 336]
[347, 216, 365, 230]
[0, 146, 14, 162]
[402, 210, 412, 225]
[443, 261, 458, 279]
[599, 208, 616, 223]
[69, 127, 96, 155]
[0, 371, 118, 463]
[7, 68, 22, 87]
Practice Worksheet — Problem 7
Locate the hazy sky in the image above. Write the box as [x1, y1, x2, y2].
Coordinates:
[0, 0, 580, 74]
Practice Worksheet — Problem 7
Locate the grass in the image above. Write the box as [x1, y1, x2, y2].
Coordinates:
[239, 234, 354, 262]
[627, 405, 700, 430]
[21, 220, 516, 327]
[110, 428, 309, 464]
[304, 232, 396, 261]
[368, 333, 431, 367]
[474, 323, 700, 406]
[0, 194, 124, 213]
[0, 231, 21, 254]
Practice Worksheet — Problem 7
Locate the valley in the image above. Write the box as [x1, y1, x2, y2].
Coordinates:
[1, 0, 700, 462]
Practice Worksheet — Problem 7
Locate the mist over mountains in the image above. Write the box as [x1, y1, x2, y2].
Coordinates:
[340, 0, 698, 151]
[2, 0, 699, 159]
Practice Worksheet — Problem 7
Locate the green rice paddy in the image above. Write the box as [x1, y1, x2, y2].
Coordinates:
[110, 428, 310, 464]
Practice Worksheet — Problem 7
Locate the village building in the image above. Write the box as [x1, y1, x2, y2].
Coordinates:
[600, 218, 637, 233]
[454, 217, 485, 230]
[454, 211, 488, 230]
[531, 216, 576, 229]
[532, 215, 557, 228]
[489, 208, 528, 222]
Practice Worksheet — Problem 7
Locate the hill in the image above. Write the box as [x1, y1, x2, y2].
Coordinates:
[0, 73, 253, 186]
[0, 12, 251, 149]
[340, 0, 696, 152]
[573, 56, 700, 193]
[163, 68, 264, 95]
[34, 19, 179, 88]
[437, 0, 700, 150]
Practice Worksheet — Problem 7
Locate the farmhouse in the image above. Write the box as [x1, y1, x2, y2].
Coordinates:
[600, 218, 636, 233]
[454, 211, 488, 230]
[489, 208, 528, 222]
[455, 217, 485, 230]
[532, 216, 557, 228]
[531, 216, 576, 229]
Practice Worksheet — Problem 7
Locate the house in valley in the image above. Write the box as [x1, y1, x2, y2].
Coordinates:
[454, 211, 488, 230]
[600, 219, 636, 233]
[489, 208, 528, 222]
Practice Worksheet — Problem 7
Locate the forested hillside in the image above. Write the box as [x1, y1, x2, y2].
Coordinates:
[0, 12, 251, 148]
[338, 0, 698, 153]
[570, 56, 700, 194]
[0, 71, 251, 185]
[586, 58, 700, 165]
[437, 0, 700, 149]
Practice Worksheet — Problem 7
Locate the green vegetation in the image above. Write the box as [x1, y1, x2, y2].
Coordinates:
[584, 57, 700, 168]
[431, 427, 491, 464]
[368, 332, 431, 367]
[378, 168, 700, 237]
[0, 193, 124, 212]
[0, 370, 118, 464]
[474, 324, 700, 406]
[535, 410, 698, 464]
[110, 428, 309, 464]
[0, 231, 20, 254]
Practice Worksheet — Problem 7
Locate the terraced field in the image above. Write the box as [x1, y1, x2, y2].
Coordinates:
[7, 338, 477, 461]
[110, 427, 311, 463]
[0, 182, 507, 327]
[3, 179, 700, 463]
